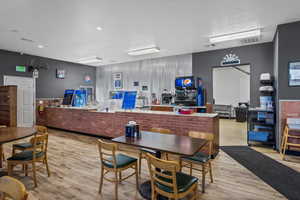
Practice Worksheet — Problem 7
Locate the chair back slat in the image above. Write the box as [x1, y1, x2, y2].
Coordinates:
[146, 153, 179, 194]
[30, 133, 48, 160]
[0, 176, 28, 200]
[150, 128, 171, 134]
[189, 131, 214, 156]
[98, 139, 117, 168]
[35, 125, 48, 134]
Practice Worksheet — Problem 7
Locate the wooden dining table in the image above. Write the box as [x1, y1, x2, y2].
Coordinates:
[112, 131, 208, 200]
[0, 127, 37, 169]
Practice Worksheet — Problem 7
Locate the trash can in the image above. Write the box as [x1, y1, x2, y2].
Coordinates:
[235, 107, 248, 122]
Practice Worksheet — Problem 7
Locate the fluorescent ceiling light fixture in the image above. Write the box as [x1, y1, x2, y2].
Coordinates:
[77, 56, 102, 64]
[209, 29, 261, 43]
[37, 44, 44, 48]
[96, 26, 103, 31]
[128, 46, 160, 56]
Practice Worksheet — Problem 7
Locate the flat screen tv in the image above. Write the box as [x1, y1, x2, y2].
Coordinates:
[175, 76, 195, 89]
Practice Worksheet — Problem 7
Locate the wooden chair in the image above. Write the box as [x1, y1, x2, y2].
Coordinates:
[12, 126, 48, 155]
[280, 119, 300, 160]
[0, 125, 7, 164]
[138, 128, 172, 175]
[146, 153, 198, 200]
[98, 139, 138, 200]
[180, 131, 214, 193]
[0, 176, 28, 200]
[7, 133, 50, 187]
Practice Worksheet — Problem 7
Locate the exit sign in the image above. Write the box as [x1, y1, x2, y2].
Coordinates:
[16, 65, 26, 72]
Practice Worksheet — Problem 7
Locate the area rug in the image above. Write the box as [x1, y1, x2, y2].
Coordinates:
[221, 146, 300, 200]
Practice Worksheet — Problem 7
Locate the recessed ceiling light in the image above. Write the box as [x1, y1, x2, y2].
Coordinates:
[128, 46, 160, 56]
[37, 45, 44, 48]
[209, 29, 261, 43]
[96, 26, 103, 31]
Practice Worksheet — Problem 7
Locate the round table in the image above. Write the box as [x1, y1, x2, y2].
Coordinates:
[0, 127, 37, 169]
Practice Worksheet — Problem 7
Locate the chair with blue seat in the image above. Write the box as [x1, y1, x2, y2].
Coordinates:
[138, 128, 172, 175]
[146, 153, 198, 200]
[180, 131, 214, 193]
[98, 139, 138, 200]
[7, 133, 50, 187]
[12, 125, 48, 155]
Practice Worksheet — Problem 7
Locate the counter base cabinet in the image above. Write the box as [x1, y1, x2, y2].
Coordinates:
[41, 108, 219, 156]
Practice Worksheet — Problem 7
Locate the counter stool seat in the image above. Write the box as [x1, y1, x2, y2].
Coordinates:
[102, 154, 137, 169]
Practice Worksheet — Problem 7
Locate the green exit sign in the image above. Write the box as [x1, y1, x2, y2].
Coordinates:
[16, 65, 26, 72]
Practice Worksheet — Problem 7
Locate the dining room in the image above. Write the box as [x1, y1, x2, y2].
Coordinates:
[1, 1, 300, 200]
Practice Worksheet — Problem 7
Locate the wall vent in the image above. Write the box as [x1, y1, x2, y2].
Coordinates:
[240, 37, 259, 44]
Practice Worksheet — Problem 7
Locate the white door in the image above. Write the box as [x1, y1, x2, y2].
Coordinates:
[4, 76, 35, 127]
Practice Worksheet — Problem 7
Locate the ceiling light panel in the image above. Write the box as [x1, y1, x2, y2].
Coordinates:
[128, 46, 160, 56]
[77, 56, 102, 64]
[209, 29, 261, 43]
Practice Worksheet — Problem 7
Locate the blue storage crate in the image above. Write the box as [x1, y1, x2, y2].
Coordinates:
[248, 131, 270, 142]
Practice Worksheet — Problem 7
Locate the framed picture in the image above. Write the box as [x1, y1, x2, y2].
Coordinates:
[56, 69, 65, 79]
[289, 61, 300, 86]
[112, 72, 123, 89]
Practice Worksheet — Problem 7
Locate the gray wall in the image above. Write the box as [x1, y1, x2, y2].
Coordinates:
[193, 42, 274, 107]
[0, 50, 96, 98]
[96, 54, 192, 102]
[277, 21, 300, 100]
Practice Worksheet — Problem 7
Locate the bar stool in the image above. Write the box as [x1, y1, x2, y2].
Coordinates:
[280, 118, 300, 160]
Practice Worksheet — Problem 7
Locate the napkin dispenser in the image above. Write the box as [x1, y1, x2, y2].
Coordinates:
[125, 121, 140, 137]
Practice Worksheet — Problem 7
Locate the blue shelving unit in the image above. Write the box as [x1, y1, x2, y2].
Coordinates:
[247, 78, 276, 148]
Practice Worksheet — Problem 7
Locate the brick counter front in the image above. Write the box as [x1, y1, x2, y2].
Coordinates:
[39, 108, 219, 155]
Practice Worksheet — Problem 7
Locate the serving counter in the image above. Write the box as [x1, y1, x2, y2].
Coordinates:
[38, 107, 219, 156]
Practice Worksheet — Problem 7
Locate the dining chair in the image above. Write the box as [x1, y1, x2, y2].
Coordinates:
[280, 118, 300, 160]
[180, 131, 214, 193]
[138, 128, 172, 175]
[12, 125, 48, 155]
[98, 139, 138, 200]
[0, 176, 28, 200]
[7, 133, 50, 187]
[146, 153, 198, 200]
[0, 125, 7, 164]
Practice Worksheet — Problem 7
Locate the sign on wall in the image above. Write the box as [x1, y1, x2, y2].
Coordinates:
[221, 53, 241, 66]
[112, 72, 123, 90]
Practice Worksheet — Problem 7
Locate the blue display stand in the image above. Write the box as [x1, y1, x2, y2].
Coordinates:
[72, 89, 87, 107]
[122, 91, 137, 110]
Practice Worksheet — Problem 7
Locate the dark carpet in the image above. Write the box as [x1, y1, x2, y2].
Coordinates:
[221, 146, 300, 200]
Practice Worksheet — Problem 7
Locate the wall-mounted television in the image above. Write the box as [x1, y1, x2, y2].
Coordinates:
[289, 61, 300, 86]
[175, 76, 195, 89]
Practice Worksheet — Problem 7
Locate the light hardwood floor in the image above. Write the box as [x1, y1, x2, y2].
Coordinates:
[1, 119, 299, 200]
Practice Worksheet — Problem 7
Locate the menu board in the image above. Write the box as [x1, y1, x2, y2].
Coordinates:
[289, 62, 300, 86]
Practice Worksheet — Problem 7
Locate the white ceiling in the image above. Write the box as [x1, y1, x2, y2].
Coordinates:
[1, 0, 300, 66]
